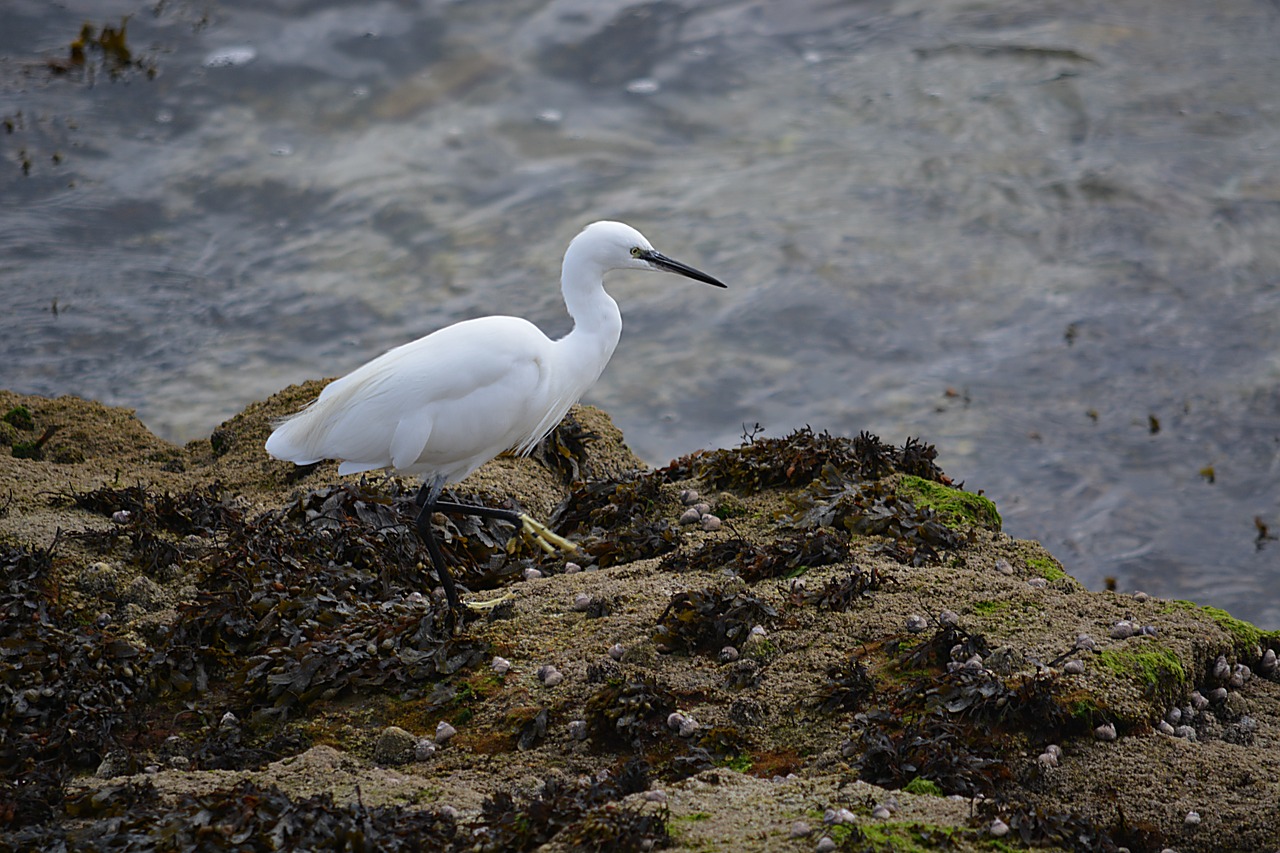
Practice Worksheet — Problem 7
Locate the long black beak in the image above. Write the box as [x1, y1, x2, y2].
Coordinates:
[641, 249, 728, 288]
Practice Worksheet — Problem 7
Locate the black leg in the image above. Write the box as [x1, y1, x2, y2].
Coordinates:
[410, 476, 573, 617]
[412, 476, 462, 616]
[433, 500, 521, 525]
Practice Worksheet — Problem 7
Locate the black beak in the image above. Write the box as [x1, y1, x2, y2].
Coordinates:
[640, 249, 728, 288]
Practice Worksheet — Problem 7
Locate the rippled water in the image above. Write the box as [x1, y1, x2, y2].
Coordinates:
[3, 0, 1278, 626]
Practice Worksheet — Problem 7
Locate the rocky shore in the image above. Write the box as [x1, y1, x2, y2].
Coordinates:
[1, 387, 1277, 852]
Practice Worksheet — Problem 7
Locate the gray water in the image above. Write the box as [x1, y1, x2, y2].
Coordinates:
[3, 0, 1278, 627]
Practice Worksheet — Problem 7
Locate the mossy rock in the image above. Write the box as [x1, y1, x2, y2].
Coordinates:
[1159, 600, 1280, 655]
[897, 475, 1001, 532]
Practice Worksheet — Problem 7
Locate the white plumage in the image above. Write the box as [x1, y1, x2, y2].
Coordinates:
[266, 220, 726, 487]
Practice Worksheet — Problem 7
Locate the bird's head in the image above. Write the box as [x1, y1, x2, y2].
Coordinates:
[573, 220, 727, 288]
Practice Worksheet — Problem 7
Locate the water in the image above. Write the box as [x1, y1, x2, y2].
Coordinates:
[2, 0, 1278, 627]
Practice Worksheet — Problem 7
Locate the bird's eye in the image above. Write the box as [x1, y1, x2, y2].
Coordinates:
[630, 247, 642, 258]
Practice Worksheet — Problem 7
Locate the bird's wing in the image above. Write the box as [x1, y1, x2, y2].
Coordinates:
[268, 316, 551, 474]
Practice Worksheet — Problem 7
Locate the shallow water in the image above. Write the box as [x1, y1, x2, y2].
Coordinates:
[3, 0, 1278, 627]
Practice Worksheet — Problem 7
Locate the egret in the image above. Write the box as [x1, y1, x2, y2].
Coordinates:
[266, 220, 726, 615]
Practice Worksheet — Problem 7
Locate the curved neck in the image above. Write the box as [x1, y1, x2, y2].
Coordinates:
[556, 247, 623, 387]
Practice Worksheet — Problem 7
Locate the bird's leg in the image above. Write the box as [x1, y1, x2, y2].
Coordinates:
[432, 500, 577, 554]
[412, 476, 462, 617]
[413, 478, 566, 614]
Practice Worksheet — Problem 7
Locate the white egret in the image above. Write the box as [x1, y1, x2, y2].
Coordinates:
[266, 220, 726, 615]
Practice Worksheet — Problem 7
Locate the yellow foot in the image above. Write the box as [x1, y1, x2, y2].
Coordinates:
[519, 513, 577, 555]
[464, 591, 518, 612]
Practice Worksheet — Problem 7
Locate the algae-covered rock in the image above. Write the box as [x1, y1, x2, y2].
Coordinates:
[1, 389, 1278, 852]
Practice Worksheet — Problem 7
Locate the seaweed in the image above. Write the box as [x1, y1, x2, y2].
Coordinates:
[472, 758, 665, 852]
[816, 656, 876, 713]
[984, 801, 1128, 852]
[241, 601, 486, 717]
[15, 780, 457, 851]
[653, 587, 779, 656]
[897, 624, 991, 672]
[47, 19, 157, 80]
[584, 675, 677, 751]
[0, 543, 151, 823]
[660, 530, 848, 582]
[788, 565, 884, 611]
[788, 470, 963, 566]
[528, 410, 599, 484]
[937, 669, 1085, 743]
[852, 712, 1006, 797]
[661, 428, 947, 494]
[550, 474, 681, 567]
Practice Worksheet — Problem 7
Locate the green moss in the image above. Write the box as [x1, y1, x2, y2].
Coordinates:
[3, 405, 34, 431]
[1025, 555, 1067, 582]
[858, 821, 963, 852]
[722, 753, 753, 773]
[715, 493, 749, 519]
[971, 599, 1008, 616]
[1160, 600, 1278, 651]
[902, 777, 944, 797]
[897, 475, 1001, 531]
[11, 440, 43, 460]
[1097, 645, 1186, 691]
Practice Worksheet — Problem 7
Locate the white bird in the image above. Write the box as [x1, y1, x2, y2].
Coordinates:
[266, 220, 726, 615]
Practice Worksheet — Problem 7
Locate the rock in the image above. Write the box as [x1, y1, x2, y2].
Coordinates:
[1259, 648, 1277, 675]
[1212, 655, 1230, 683]
[95, 750, 132, 779]
[122, 576, 165, 610]
[373, 726, 417, 765]
[986, 646, 1024, 675]
[1094, 723, 1117, 742]
[435, 721, 457, 745]
[1109, 620, 1137, 640]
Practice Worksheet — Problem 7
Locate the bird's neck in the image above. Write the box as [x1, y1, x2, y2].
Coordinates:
[557, 253, 623, 382]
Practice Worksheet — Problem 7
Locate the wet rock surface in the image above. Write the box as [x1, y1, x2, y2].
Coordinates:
[1, 389, 1278, 851]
